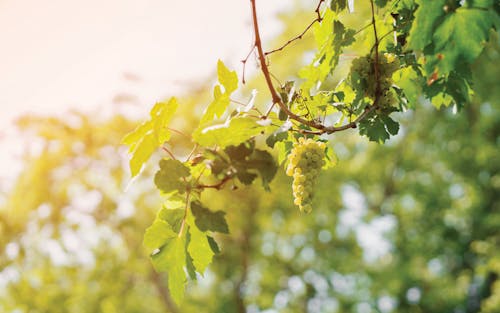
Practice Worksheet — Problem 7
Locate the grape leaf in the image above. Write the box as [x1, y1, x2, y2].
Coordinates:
[217, 59, 238, 94]
[243, 149, 277, 190]
[200, 85, 230, 124]
[151, 236, 186, 305]
[359, 113, 399, 143]
[122, 98, 178, 177]
[430, 8, 494, 74]
[157, 207, 185, 233]
[330, 0, 347, 11]
[191, 201, 229, 234]
[407, 0, 447, 50]
[143, 219, 177, 252]
[187, 214, 214, 274]
[193, 117, 265, 148]
[128, 133, 157, 177]
[207, 236, 220, 254]
[154, 159, 190, 194]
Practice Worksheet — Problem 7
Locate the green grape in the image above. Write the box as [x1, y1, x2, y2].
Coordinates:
[350, 53, 400, 102]
[286, 138, 326, 213]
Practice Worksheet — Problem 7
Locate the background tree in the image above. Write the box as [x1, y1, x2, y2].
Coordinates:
[1, 1, 499, 312]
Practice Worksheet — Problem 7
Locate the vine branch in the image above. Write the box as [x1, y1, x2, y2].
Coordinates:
[370, 0, 381, 97]
[195, 174, 233, 190]
[264, 0, 325, 56]
[250, 0, 380, 135]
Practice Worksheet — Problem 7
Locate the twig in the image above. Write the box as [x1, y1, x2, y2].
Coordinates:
[166, 127, 190, 139]
[370, 0, 381, 98]
[195, 174, 233, 190]
[186, 144, 199, 162]
[162, 146, 177, 160]
[264, 0, 325, 56]
[241, 45, 256, 84]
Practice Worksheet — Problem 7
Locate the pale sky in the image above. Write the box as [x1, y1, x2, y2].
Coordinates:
[0, 0, 284, 122]
[0, 0, 286, 186]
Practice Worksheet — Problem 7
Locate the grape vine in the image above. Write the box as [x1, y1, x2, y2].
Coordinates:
[122, 0, 499, 304]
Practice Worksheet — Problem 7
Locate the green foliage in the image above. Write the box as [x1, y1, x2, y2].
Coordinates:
[120, 0, 499, 305]
[123, 97, 178, 176]
[154, 159, 190, 194]
[191, 202, 229, 234]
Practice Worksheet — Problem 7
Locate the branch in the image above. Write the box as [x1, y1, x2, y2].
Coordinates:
[250, 0, 326, 130]
[162, 146, 177, 160]
[250, 0, 380, 135]
[195, 174, 233, 190]
[240, 45, 256, 84]
[370, 0, 381, 97]
[264, 0, 325, 56]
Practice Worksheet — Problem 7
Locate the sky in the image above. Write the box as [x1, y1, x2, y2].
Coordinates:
[0, 0, 286, 186]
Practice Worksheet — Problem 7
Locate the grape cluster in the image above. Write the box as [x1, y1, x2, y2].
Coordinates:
[286, 138, 326, 213]
[350, 53, 400, 108]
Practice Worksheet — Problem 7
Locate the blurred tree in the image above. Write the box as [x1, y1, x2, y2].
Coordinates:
[1, 1, 499, 313]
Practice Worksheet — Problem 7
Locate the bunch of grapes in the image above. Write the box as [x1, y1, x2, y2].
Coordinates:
[350, 53, 400, 108]
[286, 138, 326, 213]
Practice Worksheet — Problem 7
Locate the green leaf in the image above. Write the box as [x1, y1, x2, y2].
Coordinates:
[187, 214, 214, 274]
[152, 98, 178, 144]
[431, 8, 494, 74]
[193, 117, 265, 148]
[381, 115, 400, 136]
[200, 85, 231, 124]
[217, 59, 238, 94]
[225, 141, 255, 161]
[191, 201, 229, 234]
[244, 150, 277, 190]
[154, 159, 190, 194]
[122, 120, 153, 152]
[330, 0, 347, 12]
[207, 236, 220, 254]
[394, 67, 422, 108]
[407, 0, 447, 50]
[151, 236, 186, 305]
[157, 207, 185, 233]
[122, 97, 178, 177]
[266, 131, 288, 148]
[185, 231, 197, 280]
[143, 219, 177, 252]
[129, 133, 157, 177]
[359, 113, 399, 143]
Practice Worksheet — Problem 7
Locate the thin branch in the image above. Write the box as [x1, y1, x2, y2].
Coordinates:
[354, 22, 373, 36]
[195, 174, 233, 190]
[241, 45, 256, 84]
[370, 0, 381, 98]
[186, 143, 199, 162]
[166, 127, 190, 139]
[264, 0, 325, 56]
[250, 0, 325, 129]
[162, 146, 177, 160]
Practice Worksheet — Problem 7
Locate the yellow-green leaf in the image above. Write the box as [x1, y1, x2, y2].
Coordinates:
[151, 236, 186, 305]
[217, 59, 238, 94]
[143, 219, 177, 252]
[129, 133, 156, 177]
[187, 214, 214, 274]
[193, 117, 265, 148]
